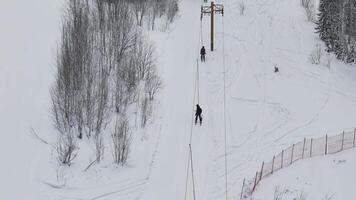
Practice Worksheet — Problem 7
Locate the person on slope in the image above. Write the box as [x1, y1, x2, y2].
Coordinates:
[195, 104, 203, 125]
[274, 64, 279, 73]
[200, 46, 206, 62]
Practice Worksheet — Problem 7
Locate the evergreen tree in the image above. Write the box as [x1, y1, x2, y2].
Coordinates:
[316, 0, 356, 63]
[316, 0, 329, 48]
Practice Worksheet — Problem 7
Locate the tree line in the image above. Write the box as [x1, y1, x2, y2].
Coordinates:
[51, 0, 176, 166]
[316, 0, 356, 63]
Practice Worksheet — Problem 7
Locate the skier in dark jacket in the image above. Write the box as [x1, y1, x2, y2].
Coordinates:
[274, 64, 279, 73]
[195, 104, 203, 125]
[200, 46, 206, 62]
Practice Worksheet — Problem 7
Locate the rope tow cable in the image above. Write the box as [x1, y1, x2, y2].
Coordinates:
[220, 0, 228, 199]
[184, 5, 204, 200]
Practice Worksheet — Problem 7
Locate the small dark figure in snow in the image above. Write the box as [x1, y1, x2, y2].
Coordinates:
[203, 0, 207, 3]
[195, 104, 203, 125]
[200, 46, 206, 62]
[274, 65, 279, 73]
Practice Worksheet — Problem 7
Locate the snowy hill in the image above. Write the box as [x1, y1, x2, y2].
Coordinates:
[253, 148, 356, 200]
[1, 0, 356, 199]
[0, 1, 62, 199]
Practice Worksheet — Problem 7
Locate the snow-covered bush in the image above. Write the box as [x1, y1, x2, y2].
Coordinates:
[322, 194, 334, 200]
[112, 116, 131, 165]
[326, 52, 332, 70]
[273, 186, 287, 200]
[300, 0, 315, 22]
[238, 1, 246, 15]
[56, 132, 78, 166]
[295, 191, 307, 200]
[310, 43, 322, 65]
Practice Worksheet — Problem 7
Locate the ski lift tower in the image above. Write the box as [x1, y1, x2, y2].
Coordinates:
[201, 1, 224, 51]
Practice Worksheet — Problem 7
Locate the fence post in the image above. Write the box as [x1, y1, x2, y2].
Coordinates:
[281, 150, 284, 168]
[252, 171, 258, 192]
[302, 138, 306, 159]
[353, 128, 356, 148]
[259, 162, 264, 180]
[310, 138, 313, 157]
[341, 131, 345, 151]
[240, 178, 245, 200]
[271, 155, 275, 174]
[290, 144, 295, 164]
[325, 134, 328, 155]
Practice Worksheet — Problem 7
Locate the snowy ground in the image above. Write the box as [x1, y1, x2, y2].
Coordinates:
[0, 1, 62, 199]
[253, 148, 356, 200]
[1, 0, 356, 199]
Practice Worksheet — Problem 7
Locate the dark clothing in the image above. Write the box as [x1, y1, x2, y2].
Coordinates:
[274, 66, 279, 73]
[195, 115, 202, 125]
[200, 47, 206, 62]
[200, 47, 206, 56]
[195, 105, 203, 125]
[201, 54, 206, 62]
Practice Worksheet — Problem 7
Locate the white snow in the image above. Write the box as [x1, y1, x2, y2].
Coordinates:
[0, 1, 63, 199]
[253, 148, 356, 200]
[1, 0, 356, 199]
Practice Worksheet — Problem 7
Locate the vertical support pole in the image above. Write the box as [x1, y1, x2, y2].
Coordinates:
[240, 178, 245, 200]
[290, 144, 295, 164]
[271, 155, 275, 174]
[302, 138, 306, 159]
[189, 144, 197, 200]
[341, 131, 345, 151]
[196, 59, 200, 104]
[259, 162, 264, 180]
[310, 138, 313, 157]
[252, 171, 258, 192]
[281, 150, 284, 168]
[200, 6, 203, 20]
[353, 128, 356, 148]
[325, 134, 328, 155]
[210, 1, 214, 51]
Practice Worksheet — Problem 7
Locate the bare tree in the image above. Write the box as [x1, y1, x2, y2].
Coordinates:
[310, 43, 322, 64]
[130, 0, 148, 26]
[112, 115, 131, 165]
[140, 96, 152, 128]
[56, 132, 78, 166]
[145, 72, 162, 101]
[52, 0, 163, 167]
[133, 37, 156, 80]
[166, 0, 179, 23]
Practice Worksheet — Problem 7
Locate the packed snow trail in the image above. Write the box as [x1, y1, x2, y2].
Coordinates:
[143, 0, 216, 199]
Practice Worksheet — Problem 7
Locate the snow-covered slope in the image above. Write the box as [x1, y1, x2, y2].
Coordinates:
[1, 0, 356, 199]
[0, 1, 62, 199]
[253, 148, 356, 200]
